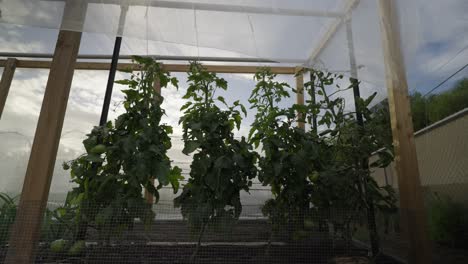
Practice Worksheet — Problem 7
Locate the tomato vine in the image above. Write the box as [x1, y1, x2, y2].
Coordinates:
[250, 67, 397, 247]
[63, 56, 182, 241]
[174, 62, 257, 258]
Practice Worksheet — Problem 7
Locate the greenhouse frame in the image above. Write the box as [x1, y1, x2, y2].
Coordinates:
[1, 0, 467, 263]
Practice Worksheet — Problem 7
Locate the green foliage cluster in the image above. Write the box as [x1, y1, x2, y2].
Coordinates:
[0, 192, 81, 254]
[250, 68, 396, 241]
[428, 193, 468, 249]
[0, 193, 16, 246]
[63, 56, 182, 240]
[372, 77, 468, 144]
[421, 78, 468, 127]
[1, 61, 406, 259]
[174, 62, 257, 246]
[249, 68, 317, 237]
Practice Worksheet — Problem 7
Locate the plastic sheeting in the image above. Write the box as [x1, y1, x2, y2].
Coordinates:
[1, 0, 468, 87]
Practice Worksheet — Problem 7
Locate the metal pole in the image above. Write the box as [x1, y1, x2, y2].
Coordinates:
[99, 4, 127, 125]
[309, 72, 318, 134]
[351, 78, 380, 258]
[346, 16, 380, 257]
[99, 36, 122, 125]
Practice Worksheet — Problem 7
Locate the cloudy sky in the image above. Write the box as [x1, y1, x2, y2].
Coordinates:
[0, 0, 467, 206]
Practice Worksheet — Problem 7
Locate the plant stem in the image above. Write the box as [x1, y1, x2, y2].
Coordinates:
[191, 221, 207, 261]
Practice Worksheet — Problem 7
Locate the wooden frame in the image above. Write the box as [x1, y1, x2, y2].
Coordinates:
[0, 58, 17, 119]
[0, 1, 430, 262]
[295, 67, 305, 129]
[307, 0, 360, 63]
[378, 0, 431, 263]
[5, 32, 83, 264]
[46, 0, 344, 18]
[0, 59, 296, 74]
[4, 1, 87, 263]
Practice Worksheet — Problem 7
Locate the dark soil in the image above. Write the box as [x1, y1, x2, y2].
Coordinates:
[0, 220, 402, 264]
[0, 242, 401, 264]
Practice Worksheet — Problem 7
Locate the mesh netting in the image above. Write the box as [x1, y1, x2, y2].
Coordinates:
[1, 201, 406, 264]
[1, 0, 467, 86]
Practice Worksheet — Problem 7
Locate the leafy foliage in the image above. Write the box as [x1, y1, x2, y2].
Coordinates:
[41, 204, 77, 242]
[422, 78, 468, 128]
[250, 68, 397, 243]
[174, 62, 257, 248]
[63, 56, 181, 240]
[428, 193, 468, 249]
[372, 77, 468, 144]
[249, 68, 317, 237]
[0, 192, 77, 248]
[304, 70, 397, 246]
[0, 193, 16, 246]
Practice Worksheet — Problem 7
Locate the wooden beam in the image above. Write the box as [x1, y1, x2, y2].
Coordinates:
[145, 79, 161, 205]
[46, 0, 343, 18]
[295, 67, 305, 129]
[0, 58, 17, 119]
[378, 1, 431, 263]
[4, 2, 86, 263]
[0, 59, 297, 74]
[307, 0, 360, 64]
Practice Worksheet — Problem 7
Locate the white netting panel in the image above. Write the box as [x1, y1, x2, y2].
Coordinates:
[1, 0, 467, 86]
[0, 0, 346, 61]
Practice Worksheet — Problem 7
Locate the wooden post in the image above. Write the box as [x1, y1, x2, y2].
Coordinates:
[5, 1, 86, 263]
[295, 67, 305, 129]
[378, 1, 431, 263]
[0, 58, 17, 119]
[145, 79, 161, 204]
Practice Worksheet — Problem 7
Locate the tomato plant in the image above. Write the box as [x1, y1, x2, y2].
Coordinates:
[63, 56, 182, 241]
[249, 68, 318, 239]
[250, 67, 396, 248]
[174, 62, 257, 258]
[301, 69, 396, 251]
[0, 193, 16, 246]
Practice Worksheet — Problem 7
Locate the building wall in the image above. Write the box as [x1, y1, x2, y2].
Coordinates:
[371, 108, 468, 203]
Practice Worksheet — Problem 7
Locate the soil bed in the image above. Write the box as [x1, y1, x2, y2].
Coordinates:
[0, 220, 401, 264]
[0, 241, 401, 264]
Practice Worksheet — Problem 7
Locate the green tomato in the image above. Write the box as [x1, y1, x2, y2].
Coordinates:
[304, 219, 314, 229]
[90, 144, 107, 154]
[293, 229, 308, 240]
[308, 171, 319, 182]
[68, 240, 86, 255]
[50, 239, 68, 253]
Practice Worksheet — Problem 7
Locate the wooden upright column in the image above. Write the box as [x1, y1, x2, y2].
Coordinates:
[0, 58, 17, 119]
[295, 67, 305, 129]
[378, 1, 431, 263]
[5, 1, 86, 263]
[145, 79, 161, 204]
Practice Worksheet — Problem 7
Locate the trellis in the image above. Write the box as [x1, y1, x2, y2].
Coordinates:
[0, 0, 430, 263]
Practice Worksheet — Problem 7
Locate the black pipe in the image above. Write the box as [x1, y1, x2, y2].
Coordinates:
[75, 36, 123, 241]
[309, 72, 318, 135]
[352, 79, 364, 126]
[99, 36, 122, 126]
[352, 78, 380, 258]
